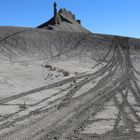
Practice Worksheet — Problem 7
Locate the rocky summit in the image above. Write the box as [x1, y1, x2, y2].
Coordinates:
[37, 2, 89, 33]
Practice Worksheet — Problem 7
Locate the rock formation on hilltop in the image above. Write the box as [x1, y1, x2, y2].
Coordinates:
[37, 2, 89, 33]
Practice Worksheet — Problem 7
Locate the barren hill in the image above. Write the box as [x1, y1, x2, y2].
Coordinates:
[0, 26, 139, 62]
[0, 4, 140, 140]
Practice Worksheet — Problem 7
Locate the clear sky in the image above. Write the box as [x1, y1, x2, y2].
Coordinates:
[0, 0, 139, 38]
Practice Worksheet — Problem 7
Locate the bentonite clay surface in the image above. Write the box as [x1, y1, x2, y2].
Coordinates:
[0, 26, 140, 140]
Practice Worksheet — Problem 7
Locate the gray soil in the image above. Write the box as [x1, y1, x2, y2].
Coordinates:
[0, 26, 140, 140]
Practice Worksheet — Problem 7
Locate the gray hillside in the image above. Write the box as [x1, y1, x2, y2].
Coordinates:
[0, 26, 139, 62]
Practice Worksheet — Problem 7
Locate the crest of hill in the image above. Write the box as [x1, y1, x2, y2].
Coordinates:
[0, 26, 139, 62]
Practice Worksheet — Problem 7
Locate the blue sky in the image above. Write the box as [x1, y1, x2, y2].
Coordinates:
[0, 0, 139, 38]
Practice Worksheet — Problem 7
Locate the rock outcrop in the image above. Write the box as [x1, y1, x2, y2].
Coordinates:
[37, 3, 89, 33]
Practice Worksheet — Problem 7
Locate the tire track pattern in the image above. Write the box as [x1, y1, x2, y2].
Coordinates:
[1, 36, 140, 140]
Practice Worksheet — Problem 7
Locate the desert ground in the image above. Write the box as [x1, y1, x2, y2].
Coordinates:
[0, 27, 140, 140]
